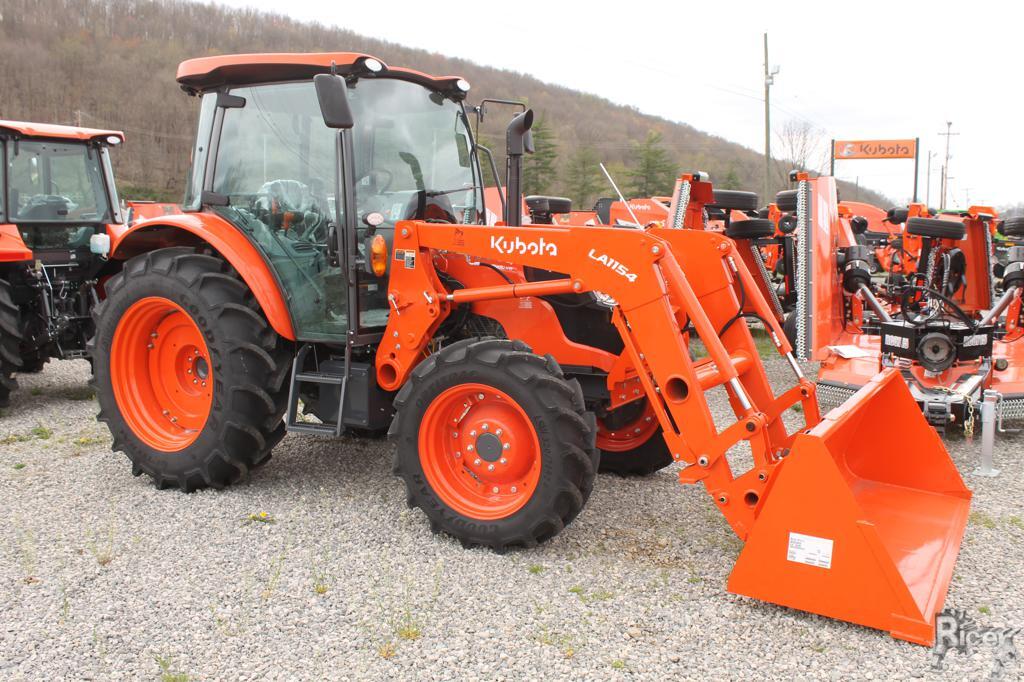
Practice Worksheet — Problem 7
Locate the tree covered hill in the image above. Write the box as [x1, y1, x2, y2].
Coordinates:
[0, 0, 889, 208]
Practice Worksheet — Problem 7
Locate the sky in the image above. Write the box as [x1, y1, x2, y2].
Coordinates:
[211, 0, 1022, 208]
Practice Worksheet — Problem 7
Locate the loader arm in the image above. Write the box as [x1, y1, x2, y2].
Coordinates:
[380, 220, 821, 538]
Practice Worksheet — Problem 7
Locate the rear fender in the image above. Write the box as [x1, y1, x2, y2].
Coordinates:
[109, 213, 295, 340]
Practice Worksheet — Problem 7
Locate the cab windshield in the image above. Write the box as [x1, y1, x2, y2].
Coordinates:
[6, 140, 113, 223]
[210, 77, 482, 228]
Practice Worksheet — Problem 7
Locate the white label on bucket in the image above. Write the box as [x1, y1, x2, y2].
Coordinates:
[787, 532, 833, 569]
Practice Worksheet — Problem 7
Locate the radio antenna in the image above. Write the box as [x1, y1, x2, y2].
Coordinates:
[599, 163, 643, 228]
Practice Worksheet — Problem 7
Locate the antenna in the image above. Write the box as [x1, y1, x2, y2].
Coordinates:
[599, 163, 643, 228]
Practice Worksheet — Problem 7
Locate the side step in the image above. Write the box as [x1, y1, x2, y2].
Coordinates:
[285, 344, 348, 436]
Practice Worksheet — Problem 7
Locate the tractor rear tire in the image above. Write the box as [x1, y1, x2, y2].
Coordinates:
[18, 349, 49, 374]
[90, 247, 291, 492]
[0, 279, 24, 407]
[390, 337, 598, 551]
[596, 400, 673, 476]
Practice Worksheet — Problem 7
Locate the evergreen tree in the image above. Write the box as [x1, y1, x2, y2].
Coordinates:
[626, 130, 676, 197]
[720, 166, 742, 190]
[564, 146, 603, 209]
[522, 118, 558, 196]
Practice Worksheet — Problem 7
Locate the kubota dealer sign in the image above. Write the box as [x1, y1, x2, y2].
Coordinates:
[833, 139, 917, 160]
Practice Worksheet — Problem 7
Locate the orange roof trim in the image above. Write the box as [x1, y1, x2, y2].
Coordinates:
[0, 119, 124, 143]
[176, 52, 466, 92]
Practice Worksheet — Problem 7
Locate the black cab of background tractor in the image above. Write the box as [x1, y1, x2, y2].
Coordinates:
[0, 121, 124, 405]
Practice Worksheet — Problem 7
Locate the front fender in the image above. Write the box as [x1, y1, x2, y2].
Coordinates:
[109, 212, 295, 340]
[0, 224, 32, 263]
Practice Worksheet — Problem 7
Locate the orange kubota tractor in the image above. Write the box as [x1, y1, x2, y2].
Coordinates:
[89, 52, 970, 645]
[784, 173, 1024, 472]
[0, 120, 126, 406]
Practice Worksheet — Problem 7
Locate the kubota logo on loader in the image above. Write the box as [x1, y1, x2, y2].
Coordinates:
[490, 235, 558, 257]
[589, 249, 638, 282]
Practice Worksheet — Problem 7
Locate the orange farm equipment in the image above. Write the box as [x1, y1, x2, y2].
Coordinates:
[88, 52, 970, 645]
[784, 173, 1024, 473]
[0, 120, 128, 406]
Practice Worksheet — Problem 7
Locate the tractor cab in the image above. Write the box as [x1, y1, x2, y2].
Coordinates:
[0, 121, 124, 377]
[177, 54, 485, 343]
[1, 121, 123, 263]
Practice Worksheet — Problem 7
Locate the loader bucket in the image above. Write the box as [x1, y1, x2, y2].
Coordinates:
[728, 369, 971, 646]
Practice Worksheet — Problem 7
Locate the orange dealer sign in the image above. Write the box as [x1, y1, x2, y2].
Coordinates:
[832, 139, 917, 160]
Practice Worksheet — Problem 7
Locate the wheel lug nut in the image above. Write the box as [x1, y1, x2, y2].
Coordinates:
[201, 382, 206, 387]
[500, 458, 507, 465]
[147, 343, 154, 350]
[162, 410, 170, 416]
[470, 430, 477, 437]
[452, 432, 459, 439]
[492, 487, 499, 493]
[455, 451, 461, 459]
[170, 416, 178, 423]
[645, 417, 652, 423]
[474, 458, 481, 466]
[467, 444, 474, 452]
[477, 393, 485, 400]
[495, 428, 502, 436]
[487, 464, 495, 471]
[193, 379, 198, 385]
[634, 427, 642, 434]
[482, 423, 489, 431]
[510, 486, 517, 493]
[502, 443, 510, 450]
[150, 332, 158, 338]
[187, 369, 193, 375]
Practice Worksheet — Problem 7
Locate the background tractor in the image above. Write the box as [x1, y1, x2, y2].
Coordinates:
[90, 52, 970, 645]
[0, 120, 126, 406]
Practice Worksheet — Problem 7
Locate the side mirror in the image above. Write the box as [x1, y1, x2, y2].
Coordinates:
[314, 73, 354, 129]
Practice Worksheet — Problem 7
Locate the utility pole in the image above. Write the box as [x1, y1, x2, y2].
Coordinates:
[925, 150, 935, 206]
[938, 121, 958, 210]
[763, 33, 779, 202]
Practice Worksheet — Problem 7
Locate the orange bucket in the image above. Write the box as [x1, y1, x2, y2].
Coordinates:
[728, 369, 971, 645]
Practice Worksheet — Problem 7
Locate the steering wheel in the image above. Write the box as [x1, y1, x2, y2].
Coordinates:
[358, 169, 394, 195]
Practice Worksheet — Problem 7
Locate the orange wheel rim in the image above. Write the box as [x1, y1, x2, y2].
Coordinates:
[419, 383, 541, 520]
[110, 296, 213, 452]
[596, 400, 659, 452]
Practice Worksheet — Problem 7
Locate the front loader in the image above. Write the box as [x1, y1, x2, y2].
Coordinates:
[90, 52, 969, 645]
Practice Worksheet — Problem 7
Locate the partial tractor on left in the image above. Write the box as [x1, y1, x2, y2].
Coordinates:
[0, 120, 126, 406]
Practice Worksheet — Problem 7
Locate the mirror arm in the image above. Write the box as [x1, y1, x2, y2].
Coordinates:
[475, 143, 504, 224]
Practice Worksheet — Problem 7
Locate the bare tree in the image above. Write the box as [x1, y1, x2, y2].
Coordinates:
[773, 119, 829, 186]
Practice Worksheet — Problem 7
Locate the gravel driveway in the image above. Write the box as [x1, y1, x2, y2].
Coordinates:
[1, 358, 1022, 680]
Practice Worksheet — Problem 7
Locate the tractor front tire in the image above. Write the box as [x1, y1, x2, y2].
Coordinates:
[0, 278, 24, 407]
[91, 248, 291, 491]
[390, 338, 598, 551]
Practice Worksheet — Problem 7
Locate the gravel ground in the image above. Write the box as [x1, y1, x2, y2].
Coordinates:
[1, 357, 1022, 681]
